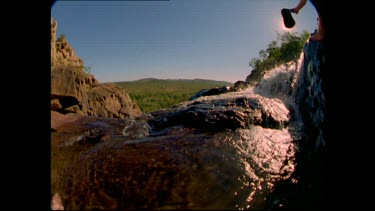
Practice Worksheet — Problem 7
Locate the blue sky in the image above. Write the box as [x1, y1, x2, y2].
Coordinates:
[51, 0, 318, 83]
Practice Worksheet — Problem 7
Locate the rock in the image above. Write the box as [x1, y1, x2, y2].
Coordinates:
[51, 17, 83, 69]
[189, 86, 232, 100]
[51, 71, 299, 209]
[234, 80, 249, 91]
[50, 18, 141, 118]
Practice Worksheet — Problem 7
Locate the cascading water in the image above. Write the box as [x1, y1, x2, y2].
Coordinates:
[51, 40, 327, 210]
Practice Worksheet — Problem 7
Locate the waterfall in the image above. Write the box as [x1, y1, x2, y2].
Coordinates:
[254, 52, 305, 105]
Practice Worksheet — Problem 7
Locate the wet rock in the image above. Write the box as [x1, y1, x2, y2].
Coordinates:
[51, 81, 299, 210]
[51, 24, 328, 210]
[189, 86, 232, 100]
[234, 80, 250, 91]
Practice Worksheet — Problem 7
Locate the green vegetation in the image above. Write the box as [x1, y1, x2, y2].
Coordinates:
[116, 79, 233, 113]
[247, 31, 310, 84]
[53, 33, 93, 76]
[82, 66, 92, 74]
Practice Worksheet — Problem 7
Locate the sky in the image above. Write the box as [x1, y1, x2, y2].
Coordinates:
[51, 0, 318, 83]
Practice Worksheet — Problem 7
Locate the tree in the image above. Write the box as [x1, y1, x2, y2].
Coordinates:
[247, 30, 310, 84]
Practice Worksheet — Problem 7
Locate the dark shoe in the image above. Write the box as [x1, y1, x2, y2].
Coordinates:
[281, 8, 295, 28]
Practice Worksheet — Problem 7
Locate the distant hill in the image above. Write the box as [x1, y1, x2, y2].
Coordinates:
[115, 78, 233, 113]
[125, 78, 233, 85]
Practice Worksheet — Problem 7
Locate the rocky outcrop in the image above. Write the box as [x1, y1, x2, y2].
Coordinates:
[188, 86, 232, 100]
[51, 66, 142, 118]
[245, 68, 263, 86]
[233, 80, 250, 91]
[51, 18, 83, 68]
[294, 40, 326, 153]
[51, 18, 57, 66]
[50, 18, 142, 119]
[188, 81, 252, 101]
